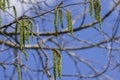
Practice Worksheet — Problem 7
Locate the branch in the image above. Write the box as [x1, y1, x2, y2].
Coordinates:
[0, 35, 120, 50]
[0, 0, 120, 36]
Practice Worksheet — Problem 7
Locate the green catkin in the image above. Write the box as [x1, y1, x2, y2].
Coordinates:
[26, 29, 30, 44]
[59, 9, 64, 28]
[94, 1, 101, 21]
[90, 0, 94, 17]
[25, 21, 29, 43]
[16, 18, 34, 61]
[53, 49, 62, 80]
[29, 20, 34, 40]
[53, 49, 57, 80]
[6, 0, 10, 8]
[0, 0, 2, 9]
[90, 0, 102, 29]
[24, 19, 29, 42]
[21, 20, 26, 45]
[54, 7, 59, 36]
[15, 22, 18, 42]
[0, 0, 8, 11]
[20, 23, 23, 49]
[19, 19, 34, 45]
[58, 54, 62, 79]
[3, 0, 6, 11]
[23, 25, 26, 45]
[19, 19, 33, 61]
[25, 20, 30, 44]
[13, 6, 17, 18]
[94, 0, 102, 28]
[14, 6, 18, 43]
[14, 64, 22, 80]
[67, 11, 73, 36]
[0, 13, 2, 28]
[22, 50, 28, 61]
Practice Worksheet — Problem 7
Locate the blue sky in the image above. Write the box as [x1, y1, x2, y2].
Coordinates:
[0, 0, 120, 80]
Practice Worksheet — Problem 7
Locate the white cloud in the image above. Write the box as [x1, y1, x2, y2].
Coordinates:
[1, 0, 56, 24]
[7, 0, 28, 17]
[8, 0, 56, 16]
